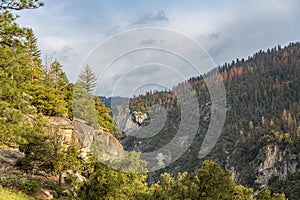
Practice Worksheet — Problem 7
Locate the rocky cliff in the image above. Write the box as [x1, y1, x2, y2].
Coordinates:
[254, 144, 299, 186]
[46, 117, 125, 161]
[112, 101, 300, 193]
[111, 104, 140, 135]
[0, 116, 125, 174]
[229, 140, 300, 191]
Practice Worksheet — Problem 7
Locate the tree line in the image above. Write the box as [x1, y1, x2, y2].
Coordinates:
[0, 1, 291, 199]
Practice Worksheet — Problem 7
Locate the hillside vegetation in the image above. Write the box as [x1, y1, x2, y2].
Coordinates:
[125, 42, 300, 199]
[0, 0, 297, 199]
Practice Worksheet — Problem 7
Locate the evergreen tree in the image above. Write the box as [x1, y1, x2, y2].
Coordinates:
[94, 96, 122, 138]
[256, 189, 286, 200]
[0, 0, 44, 11]
[48, 60, 68, 90]
[18, 115, 82, 186]
[0, 6, 41, 146]
[77, 162, 150, 200]
[0, 11, 25, 47]
[28, 60, 69, 116]
[24, 28, 42, 82]
[78, 64, 97, 93]
[74, 67, 121, 136]
[151, 161, 285, 200]
[73, 82, 99, 128]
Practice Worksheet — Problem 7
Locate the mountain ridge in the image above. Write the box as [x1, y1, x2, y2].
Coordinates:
[116, 42, 300, 199]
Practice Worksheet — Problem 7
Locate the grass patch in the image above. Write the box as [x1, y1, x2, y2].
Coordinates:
[0, 186, 32, 200]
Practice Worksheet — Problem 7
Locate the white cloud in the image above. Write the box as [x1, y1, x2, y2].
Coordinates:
[14, 0, 300, 96]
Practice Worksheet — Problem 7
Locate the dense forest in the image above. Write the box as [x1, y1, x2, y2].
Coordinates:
[124, 42, 300, 199]
[0, 0, 298, 199]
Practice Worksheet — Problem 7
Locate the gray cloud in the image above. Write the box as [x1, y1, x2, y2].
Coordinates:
[54, 45, 73, 62]
[191, 0, 300, 67]
[140, 39, 156, 45]
[105, 10, 169, 36]
[209, 32, 220, 40]
[131, 10, 169, 25]
[16, 0, 300, 96]
[106, 24, 122, 37]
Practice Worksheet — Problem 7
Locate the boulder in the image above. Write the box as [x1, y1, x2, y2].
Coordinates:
[0, 148, 24, 172]
[39, 188, 53, 200]
[132, 111, 148, 124]
[46, 117, 125, 162]
[46, 117, 74, 145]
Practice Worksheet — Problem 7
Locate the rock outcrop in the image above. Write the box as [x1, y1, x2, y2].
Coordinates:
[111, 103, 149, 133]
[231, 142, 300, 188]
[254, 144, 299, 186]
[46, 117, 124, 161]
[0, 148, 24, 172]
[0, 116, 124, 174]
[46, 117, 75, 145]
[111, 104, 139, 134]
[132, 111, 148, 125]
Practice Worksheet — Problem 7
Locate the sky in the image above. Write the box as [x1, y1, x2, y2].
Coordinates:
[16, 0, 300, 97]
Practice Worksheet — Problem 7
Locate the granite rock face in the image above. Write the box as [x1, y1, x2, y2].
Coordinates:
[132, 111, 148, 125]
[254, 144, 299, 186]
[0, 117, 124, 173]
[230, 142, 300, 188]
[111, 104, 139, 134]
[46, 117, 124, 161]
[46, 117, 75, 145]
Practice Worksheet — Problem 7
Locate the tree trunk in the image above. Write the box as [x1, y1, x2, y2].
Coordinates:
[59, 171, 62, 186]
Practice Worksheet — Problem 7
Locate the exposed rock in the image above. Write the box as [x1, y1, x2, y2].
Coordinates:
[61, 189, 70, 196]
[46, 117, 74, 145]
[78, 147, 89, 160]
[254, 144, 299, 186]
[74, 172, 86, 183]
[229, 142, 300, 189]
[95, 130, 124, 161]
[73, 118, 98, 149]
[0, 148, 24, 172]
[112, 104, 139, 134]
[62, 170, 86, 183]
[46, 117, 125, 162]
[156, 153, 165, 168]
[61, 170, 73, 180]
[132, 111, 148, 125]
[62, 188, 78, 197]
[39, 188, 53, 200]
[230, 166, 238, 182]
[111, 104, 150, 139]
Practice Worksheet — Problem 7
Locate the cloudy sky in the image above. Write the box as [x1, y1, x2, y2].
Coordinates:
[16, 0, 300, 97]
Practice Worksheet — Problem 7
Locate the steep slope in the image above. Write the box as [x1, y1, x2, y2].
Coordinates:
[119, 42, 300, 199]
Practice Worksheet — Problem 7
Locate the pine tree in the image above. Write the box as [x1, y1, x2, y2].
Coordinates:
[48, 60, 68, 90]
[74, 66, 120, 134]
[25, 28, 42, 82]
[27, 60, 69, 117]
[0, 3, 43, 147]
[78, 65, 97, 93]
[0, 0, 44, 11]
[0, 11, 26, 47]
[72, 82, 99, 127]
[94, 96, 121, 138]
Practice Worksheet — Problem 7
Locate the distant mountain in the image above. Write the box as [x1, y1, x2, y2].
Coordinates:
[118, 42, 300, 199]
[98, 96, 129, 109]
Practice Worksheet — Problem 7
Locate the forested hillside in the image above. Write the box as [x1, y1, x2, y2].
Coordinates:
[123, 42, 300, 199]
[0, 0, 297, 199]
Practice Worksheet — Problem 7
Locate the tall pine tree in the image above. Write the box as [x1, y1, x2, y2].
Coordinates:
[78, 64, 97, 93]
